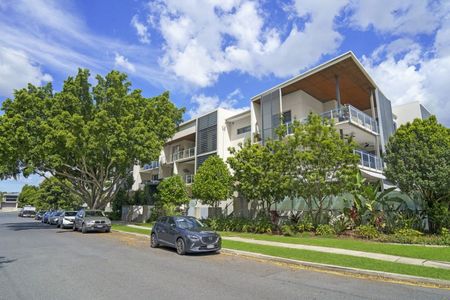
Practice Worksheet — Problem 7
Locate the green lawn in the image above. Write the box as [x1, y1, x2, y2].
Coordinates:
[131, 222, 154, 228]
[220, 232, 450, 263]
[223, 240, 450, 281]
[112, 224, 150, 235]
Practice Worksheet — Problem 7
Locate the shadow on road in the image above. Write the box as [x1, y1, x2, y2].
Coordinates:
[2, 221, 54, 231]
[0, 256, 17, 268]
[154, 245, 221, 257]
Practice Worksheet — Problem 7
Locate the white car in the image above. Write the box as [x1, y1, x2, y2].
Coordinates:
[57, 211, 77, 229]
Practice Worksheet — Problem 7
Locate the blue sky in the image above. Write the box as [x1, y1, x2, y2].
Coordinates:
[1, 0, 449, 192]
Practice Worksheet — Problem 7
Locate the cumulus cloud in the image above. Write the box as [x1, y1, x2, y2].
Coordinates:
[188, 89, 248, 118]
[131, 15, 150, 44]
[114, 53, 136, 73]
[0, 47, 52, 96]
[147, 0, 348, 87]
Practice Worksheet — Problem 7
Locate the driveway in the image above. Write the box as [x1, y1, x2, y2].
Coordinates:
[0, 212, 448, 300]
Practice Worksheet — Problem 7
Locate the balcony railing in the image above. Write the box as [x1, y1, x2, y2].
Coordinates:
[171, 147, 196, 162]
[142, 161, 160, 170]
[354, 150, 384, 171]
[321, 104, 378, 133]
[184, 174, 194, 184]
[140, 179, 160, 189]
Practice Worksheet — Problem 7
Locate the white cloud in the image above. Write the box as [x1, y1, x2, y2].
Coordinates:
[131, 15, 150, 44]
[363, 32, 450, 126]
[188, 89, 248, 118]
[114, 53, 136, 73]
[148, 0, 349, 87]
[0, 47, 52, 96]
[347, 0, 443, 35]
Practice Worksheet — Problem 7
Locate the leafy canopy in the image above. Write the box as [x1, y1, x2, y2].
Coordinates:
[156, 176, 190, 215]
[192, 155, 232, 208]
[0, 69, 183, 209]
[385, 116, 450, 207]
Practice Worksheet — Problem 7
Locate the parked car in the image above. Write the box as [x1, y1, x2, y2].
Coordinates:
[35, 211, 46, 220]
[42, 211, 52, 223]
[49, 211, 63, 225]
[150, 216, 221, 255]
[73, 209, 111, 233]
[18, 206, 36, 218]
[57, 211, 77, 229]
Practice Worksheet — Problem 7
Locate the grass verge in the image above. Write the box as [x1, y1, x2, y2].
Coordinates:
[132, 222, 154, 228]
[112, 224, 150, 235]
[220, 232, 450, 263]
[222, 240, 450, 281]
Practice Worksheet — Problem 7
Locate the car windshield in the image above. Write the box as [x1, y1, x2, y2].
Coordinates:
[85, 211, 105, 217]
[175, 217, 206, 230]
[64, 212, 77, 216]
[55, 212, 62, 216]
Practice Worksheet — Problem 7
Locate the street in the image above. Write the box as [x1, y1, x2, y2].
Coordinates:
[0, 212, 448, 300]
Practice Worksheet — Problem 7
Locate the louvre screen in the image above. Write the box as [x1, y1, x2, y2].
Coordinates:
[197, 153, 216, 169]
[197, 111, 217, 155]
[377, 91, 395, 148]
[261, 89, 281, 143]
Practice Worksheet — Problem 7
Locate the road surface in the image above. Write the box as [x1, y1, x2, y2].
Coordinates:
[0, 212, 448, 300]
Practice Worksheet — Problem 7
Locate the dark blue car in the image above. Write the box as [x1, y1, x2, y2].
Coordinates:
[151, 216, 221, 255]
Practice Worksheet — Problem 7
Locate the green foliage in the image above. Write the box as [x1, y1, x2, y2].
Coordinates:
[284, 114, 359, 226]
[330, 214, 352, 234]
[315, 224, 335, 236]
[192, 155, 232, 209]
[17, 185, 40, 208]
[0, 69, 183, 209]
[204, 216, 273, 234]
[280, 224, 296, 236]
[385, 116, 450, 232]
[156, 176, 189, 215]
[228, 139, 292, 215]
[355, 225, 379, 239]
[17, 177, 81, 210]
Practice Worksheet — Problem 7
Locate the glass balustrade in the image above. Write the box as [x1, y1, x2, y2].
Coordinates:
[354, 149, 384, 171]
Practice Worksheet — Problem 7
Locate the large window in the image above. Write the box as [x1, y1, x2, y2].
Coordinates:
[237, 125, 251, 135]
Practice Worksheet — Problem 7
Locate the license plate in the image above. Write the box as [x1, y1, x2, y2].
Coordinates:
[95, 225, 104, 228]
[206, 244, 215, 249]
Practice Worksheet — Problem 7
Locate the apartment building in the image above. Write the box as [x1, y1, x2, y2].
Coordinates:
[132, 108, 251, 217]
[250, 52, 395, 182]
[392, 101, 432, 127]
[132, 51, 403, 216]
[0, 192, 19, 212]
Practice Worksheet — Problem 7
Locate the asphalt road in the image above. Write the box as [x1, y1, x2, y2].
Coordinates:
[0, 212, 449, 300]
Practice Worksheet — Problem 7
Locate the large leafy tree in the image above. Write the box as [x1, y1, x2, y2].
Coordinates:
[0, 69, 183, 209]
[228, 139, 292, 216]
[17, 185, 40, 208]
[192, 155, 232, 209]
[385, 116, 450, 232]
[156, 176, 190, 215]
[286, 114, 359, 225]
[17, 178, 81, 210]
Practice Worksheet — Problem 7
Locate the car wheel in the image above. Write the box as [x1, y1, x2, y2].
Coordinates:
[56, 223, 60, 228]
[82, 223, 87, 234]
[176, 238, 186, 255]
[105, 228, 110, 233]
[150, 233, 159, 248]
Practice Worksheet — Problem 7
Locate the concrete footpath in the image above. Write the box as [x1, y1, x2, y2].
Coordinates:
[124, 224, 450, 270]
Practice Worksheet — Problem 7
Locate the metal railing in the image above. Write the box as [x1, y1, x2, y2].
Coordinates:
[321, 104, 378, 133]
[171, 147, 196, 162]
[354, 150, 384, 171]
[184, 174, 194, 184]
[142, 161, 159, 170]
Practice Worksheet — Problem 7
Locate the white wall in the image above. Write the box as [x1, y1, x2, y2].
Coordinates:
[225, 114, 251, 160]
[282, 90, 325, 120]
[392, 102, 423, 126]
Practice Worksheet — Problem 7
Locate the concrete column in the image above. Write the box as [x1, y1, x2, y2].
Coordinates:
[370, 89, 381, 158]
[335, 75, 341, 110]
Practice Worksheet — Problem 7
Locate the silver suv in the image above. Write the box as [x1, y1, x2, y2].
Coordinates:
[73, 209, 111, 233]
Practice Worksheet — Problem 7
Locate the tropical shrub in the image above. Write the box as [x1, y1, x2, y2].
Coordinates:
[315, 224, 335, 236]
[330, 214, 352, 234]
[355, 225, 379, 239]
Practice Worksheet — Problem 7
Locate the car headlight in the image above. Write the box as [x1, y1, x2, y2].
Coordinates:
[87, 220, 96, 225]
[187, 235, 200, 241]
[105, 220, 111, 225]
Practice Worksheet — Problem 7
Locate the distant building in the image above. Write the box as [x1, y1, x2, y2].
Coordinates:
[0, 192, 19, 212]
[392, 101, 433, 127]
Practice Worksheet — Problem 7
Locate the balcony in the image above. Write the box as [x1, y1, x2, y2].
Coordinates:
[184, 174, 194, 184]
[321, 104, 378, 134]
[354, 150, 383, 171]
[142, 161, 160, 170]
[171, 147, 196, 163]
[140, 179, 160, 189]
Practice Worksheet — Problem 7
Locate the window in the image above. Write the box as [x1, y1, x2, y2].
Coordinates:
[151, 174, 159, 181]
[237, 125, 251, 135]
[282, 111, 292, 123]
